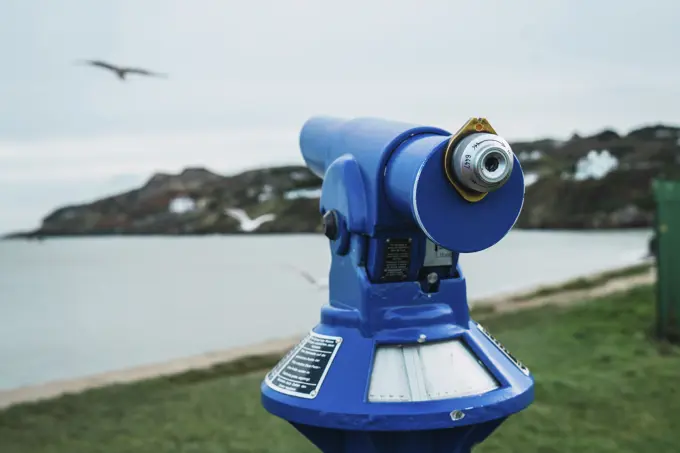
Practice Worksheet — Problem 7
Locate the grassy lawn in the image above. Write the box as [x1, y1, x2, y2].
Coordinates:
[1, 284, 679, 453]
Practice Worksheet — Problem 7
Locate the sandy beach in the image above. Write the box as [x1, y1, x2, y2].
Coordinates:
[0, 264, 655, 410]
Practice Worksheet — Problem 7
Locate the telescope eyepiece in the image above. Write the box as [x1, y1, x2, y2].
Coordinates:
[450, 133, 515, 193]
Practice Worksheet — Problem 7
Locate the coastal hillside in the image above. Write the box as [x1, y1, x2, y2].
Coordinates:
[512, 124, 680, 229]
[7, 124, 680, 237]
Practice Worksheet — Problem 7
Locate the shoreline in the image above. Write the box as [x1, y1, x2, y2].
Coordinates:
[3, 226, 653, 240]
[0, 335, 303, 410]
[0, 262, 654, 410]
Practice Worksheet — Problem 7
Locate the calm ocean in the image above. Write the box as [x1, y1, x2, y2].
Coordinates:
[0, 230, 651, 390]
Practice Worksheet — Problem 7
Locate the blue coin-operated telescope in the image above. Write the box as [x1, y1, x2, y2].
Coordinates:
[261, 116, 534, 453]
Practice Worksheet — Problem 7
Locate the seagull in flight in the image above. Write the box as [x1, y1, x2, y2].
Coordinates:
[76, 59, 168, 81]
[282, 264, 328, 290]
[224, 208, 276, 232]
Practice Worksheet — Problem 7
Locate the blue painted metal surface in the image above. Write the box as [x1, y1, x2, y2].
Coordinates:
[261, 116, 534, 453]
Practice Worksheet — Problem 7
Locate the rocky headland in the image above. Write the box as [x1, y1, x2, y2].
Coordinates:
[6, 124, 679, 238]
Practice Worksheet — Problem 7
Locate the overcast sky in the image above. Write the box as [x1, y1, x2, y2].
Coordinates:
[1, 0, 679, 231]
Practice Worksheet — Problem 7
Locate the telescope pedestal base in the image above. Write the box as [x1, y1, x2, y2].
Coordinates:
[292, 418, 504, 453]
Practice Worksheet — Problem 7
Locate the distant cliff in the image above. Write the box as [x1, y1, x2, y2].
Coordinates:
[512, 124, 678, 229]
[7, 166, 324, 237]
[6, 124, 679, 238]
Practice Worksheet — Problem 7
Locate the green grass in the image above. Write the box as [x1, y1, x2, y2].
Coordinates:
[512, 262, 653, 301]
[2, 284, 679, 453]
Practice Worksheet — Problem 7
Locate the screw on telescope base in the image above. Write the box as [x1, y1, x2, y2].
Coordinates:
[417, 270, 442, 294]
[323, 210, 339, 240]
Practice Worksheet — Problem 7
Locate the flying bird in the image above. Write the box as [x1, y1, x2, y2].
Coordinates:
[224, 208, 276, 232]
[282, 264, 328, 290]
[76, 59, 167, 81]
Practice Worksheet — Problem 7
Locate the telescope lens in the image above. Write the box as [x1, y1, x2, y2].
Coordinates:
[449, 133, 515, 193]
[484, 155, 500, 173]
[479, 149, 509, 183]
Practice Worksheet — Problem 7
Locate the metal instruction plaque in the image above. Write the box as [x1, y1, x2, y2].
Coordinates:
[381, 237, 412, 282]
[265, 332, 342, 399]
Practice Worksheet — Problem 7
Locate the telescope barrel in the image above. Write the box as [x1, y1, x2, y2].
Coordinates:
[383, 133, 451, 221]
[299, 116, 447, 179]
[299, 116, 524, 253]
[299, 116, 346, 179]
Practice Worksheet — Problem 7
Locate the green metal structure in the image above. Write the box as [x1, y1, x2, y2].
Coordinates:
[652, 179, 680, 342]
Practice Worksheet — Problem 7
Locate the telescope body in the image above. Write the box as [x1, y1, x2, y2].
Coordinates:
[261, 116, 534, 453]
